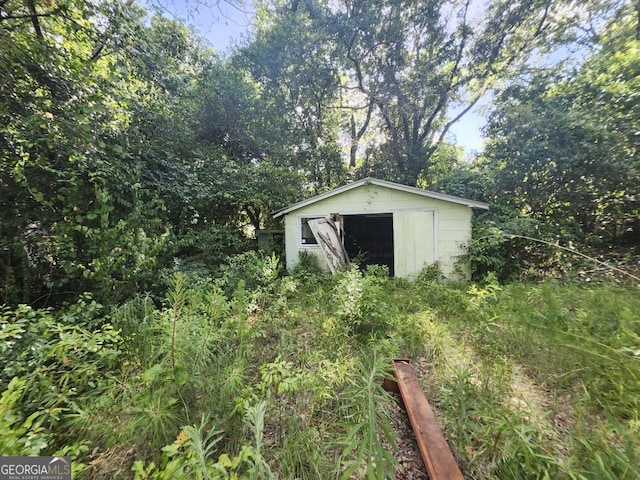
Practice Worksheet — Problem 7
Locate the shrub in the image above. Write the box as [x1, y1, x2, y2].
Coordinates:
[217, 251, 281, 297]
[0, 302, 121, 424]
[334, 267, 395, 338]
[467, 208, 546, 281]
[0, 377, 49, 455]
[0, 298, 120, 458]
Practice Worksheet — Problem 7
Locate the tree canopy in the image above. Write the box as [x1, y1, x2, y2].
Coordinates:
[482, 4, 639, 246]
[1, 0, 638, 303]
[238, 0, 629, 185]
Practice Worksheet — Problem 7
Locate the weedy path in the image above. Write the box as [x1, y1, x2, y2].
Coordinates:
[392, 337, 574, 478]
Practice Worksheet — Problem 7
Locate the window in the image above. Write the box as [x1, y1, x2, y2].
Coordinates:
[300, 217, 321, 245]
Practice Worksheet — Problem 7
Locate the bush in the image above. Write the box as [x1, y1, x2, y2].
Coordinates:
[0, 299, 121, 451]
[333, 267, 395, 338]
[467, 208, 549, 281]
[217, 251, 281, 297]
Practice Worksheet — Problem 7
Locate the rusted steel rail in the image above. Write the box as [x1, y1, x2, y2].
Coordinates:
[385, 359, 464, 480]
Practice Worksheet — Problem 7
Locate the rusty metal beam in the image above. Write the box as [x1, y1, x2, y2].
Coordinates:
[389, 359, 464, 480]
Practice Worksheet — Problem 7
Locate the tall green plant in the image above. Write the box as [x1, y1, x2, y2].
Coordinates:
[0, 377, 48, 455]
[0, 302, 121, 429]
[339, 352, 397, 479]
[132, 402, 274, 480]
[333, 267, 395, 338]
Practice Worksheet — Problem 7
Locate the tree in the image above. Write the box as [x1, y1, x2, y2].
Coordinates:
[482, 3, 639, 246]
[0, 1, 260, 304]
[240, 0, 621, 186]
[235, 1, 348, 191]
[0, 0, 160, 304]
[0, 0, 315, 306]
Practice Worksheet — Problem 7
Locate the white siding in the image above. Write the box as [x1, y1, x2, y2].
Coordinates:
[437, 205, 472, 280]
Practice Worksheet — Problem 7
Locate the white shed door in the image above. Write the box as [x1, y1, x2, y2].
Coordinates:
[393, 210, 435, 278]
[307, 218, 350, 273]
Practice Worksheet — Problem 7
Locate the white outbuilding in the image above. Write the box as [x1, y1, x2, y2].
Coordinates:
[272, 178, 489, 280]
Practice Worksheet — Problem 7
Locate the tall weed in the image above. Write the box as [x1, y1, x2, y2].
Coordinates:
[338, 351, 397, 479]
[442, 279, 640, 478]
[333, 266, 395, 338]
[0, 377, 48, 455]
[217, 251, 281, 297]
[6, 256, 640, 480]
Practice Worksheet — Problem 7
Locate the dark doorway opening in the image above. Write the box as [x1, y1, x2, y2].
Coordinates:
[343, 214, 394, 275]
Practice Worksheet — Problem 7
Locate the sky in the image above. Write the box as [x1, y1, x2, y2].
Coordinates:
[151, 0, 487, 158]
[148, 0, 255, 53]
[449, 108, 488, 159]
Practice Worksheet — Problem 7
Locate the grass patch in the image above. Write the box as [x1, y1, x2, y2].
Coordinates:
[423, 277, 640, 479]
[1, 263, 639, 479]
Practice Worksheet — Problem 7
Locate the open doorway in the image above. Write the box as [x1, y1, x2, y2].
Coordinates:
[343, 214, 394, 275]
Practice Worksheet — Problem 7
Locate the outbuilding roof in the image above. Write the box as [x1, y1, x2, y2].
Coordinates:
[272, 177, 489, 219]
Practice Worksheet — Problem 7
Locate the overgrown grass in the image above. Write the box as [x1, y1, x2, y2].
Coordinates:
[414, 276, 640, 479]
[1, 257, 639, 479]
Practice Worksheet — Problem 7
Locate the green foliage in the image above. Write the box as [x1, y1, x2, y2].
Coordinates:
[431, 280, 640, 478]
[259, 357, 307, 397]
[415, 263, 444, 284]
[0, 0, 305, 307]
[241, 401, 274, 479]
[167, 226, 251, 278]
[339, 351, 397, 480]
[181, 417, 224, 479]
[436, 369, 560, 479]
[216, 251, 282, 297]
[467, 207, 555, 281]
[0, 377, 48, 456]
[290, 251, 327, 292]
[247, 0, 613, 185]
[294, 250, 322, 274]
[90, 270, 407, 478]
[131, 409, 273, 480]
[0, 0, 175, 306]
[363, 263, 390, 279]
[460, 281, 640, 416]
[0, 301, 121, 431]
[4, 258, 640, 479]
[0, 299, 118, 471]
[126, 377, 184, 450]
[130, 274, 236, 446]
[332, 266, 395, 338]
[427, 164, 494, 203]
[63, 274, 231, 458]
[568, 415, 640, 480]
[482, 6, 640, 252]
[1, 1, 636, 478]
[236, 3, 347, 190]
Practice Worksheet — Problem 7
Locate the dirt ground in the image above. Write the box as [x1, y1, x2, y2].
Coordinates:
[384, 392, 429, 479]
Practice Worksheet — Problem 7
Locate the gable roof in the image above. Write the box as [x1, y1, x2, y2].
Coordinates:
[272, 177, 489, 218]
